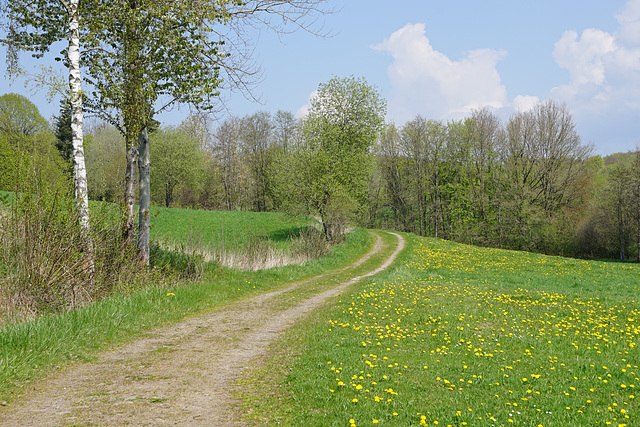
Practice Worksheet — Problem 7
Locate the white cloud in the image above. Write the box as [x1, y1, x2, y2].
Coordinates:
[513, 95, 540, 112]
[616, 0, 640, 45]
[373, 23, 508, 122]
[553, 29, 615, 86]
[551, 0, 640, 114]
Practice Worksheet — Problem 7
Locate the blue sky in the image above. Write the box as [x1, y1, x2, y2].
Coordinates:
[2, 0, 639, 155]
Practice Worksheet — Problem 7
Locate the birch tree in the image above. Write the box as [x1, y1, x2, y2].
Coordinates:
[3, 0, 96, 277]
[67, 0, 94, 277]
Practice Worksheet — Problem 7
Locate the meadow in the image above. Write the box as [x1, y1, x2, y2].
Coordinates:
[149, 205, 329, 270]
[150, 205, 309, 249]
[246, 234, 640, 427]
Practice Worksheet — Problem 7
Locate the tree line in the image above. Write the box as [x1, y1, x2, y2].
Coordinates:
[369, 102, 640, 260]
[2, 81, 639, 261]
[81, 97, 639, 260]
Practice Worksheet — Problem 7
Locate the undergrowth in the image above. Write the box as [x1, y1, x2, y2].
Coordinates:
[0, 187, 161, 323]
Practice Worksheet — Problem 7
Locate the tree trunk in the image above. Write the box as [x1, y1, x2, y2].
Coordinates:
[122, 0, 142, 247]
[124, 145, 138, 245]
[137, 127, 150, 264]
[165, 182, 174, 208]
[68, 0, 95, 287]
[618, 201, 625, 261]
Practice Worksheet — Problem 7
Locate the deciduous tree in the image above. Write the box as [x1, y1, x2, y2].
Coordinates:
[150, 126, 205, 208]
[291, 76, 386, 241]
[4, 0, 99, 275]
[0, 93, 50, 145]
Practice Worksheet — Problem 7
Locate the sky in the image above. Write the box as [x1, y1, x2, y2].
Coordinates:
[2, 0, 639, 155]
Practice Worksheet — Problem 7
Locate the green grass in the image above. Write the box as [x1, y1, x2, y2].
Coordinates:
[0, 207, 373, 403]
[150, 205, 312, 251]
[241, 234, 640, 426]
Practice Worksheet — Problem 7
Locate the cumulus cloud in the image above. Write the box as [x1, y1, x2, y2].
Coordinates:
[373, 23, 508, 122]
[551, 0, 640, 113]
[553, 29, 615, 87]
[513, 95, 540, 113]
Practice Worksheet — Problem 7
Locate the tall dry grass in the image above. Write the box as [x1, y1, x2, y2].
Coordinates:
[157, 225, 331, 272]
[0, 190, 157, 323]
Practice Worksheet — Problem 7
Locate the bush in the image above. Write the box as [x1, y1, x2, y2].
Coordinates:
[0, 185, 152, 316]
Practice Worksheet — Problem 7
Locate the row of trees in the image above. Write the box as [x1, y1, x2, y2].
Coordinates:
[2, 81, 638, 260]
[581, 153, 640, 260]
[81, 95, 636, 260]
[368, 103, 640, 260]
[370, 101, 595, 254]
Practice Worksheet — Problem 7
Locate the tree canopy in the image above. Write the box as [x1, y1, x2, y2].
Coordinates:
[285, 76, 386, 241]
[0, 93, 50, 145]
[150, 125, 205, 208]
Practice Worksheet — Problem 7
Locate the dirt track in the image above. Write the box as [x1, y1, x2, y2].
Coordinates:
[0, 231, 404, 426]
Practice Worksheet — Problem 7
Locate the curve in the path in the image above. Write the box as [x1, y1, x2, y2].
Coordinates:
[0, 231, 405, 427]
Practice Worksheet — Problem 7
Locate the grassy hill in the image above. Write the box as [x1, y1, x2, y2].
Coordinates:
[243, 233, 640, 426]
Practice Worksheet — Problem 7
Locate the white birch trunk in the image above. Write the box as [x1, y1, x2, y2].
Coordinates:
[68, 0, 95, 282]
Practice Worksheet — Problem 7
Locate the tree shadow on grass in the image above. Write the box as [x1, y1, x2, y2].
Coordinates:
[266, 225, 317, 242]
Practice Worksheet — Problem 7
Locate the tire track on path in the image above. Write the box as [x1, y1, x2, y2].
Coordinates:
[0, 231, 404, 426]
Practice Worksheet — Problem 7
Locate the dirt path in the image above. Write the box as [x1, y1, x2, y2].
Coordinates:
[0, 231, 404, 426]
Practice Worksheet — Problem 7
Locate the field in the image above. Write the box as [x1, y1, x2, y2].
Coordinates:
[150, 205, 309, 248]
[149, 205, 329, 270]
[248, 234, 640, 426]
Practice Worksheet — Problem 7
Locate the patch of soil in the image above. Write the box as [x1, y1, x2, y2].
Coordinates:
[0, 232, 404, 426]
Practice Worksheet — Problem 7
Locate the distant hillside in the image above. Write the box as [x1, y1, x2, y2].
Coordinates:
[603, 150, 637, 166]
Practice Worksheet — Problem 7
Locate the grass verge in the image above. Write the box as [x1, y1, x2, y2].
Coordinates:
[235, 234, 640, 426]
